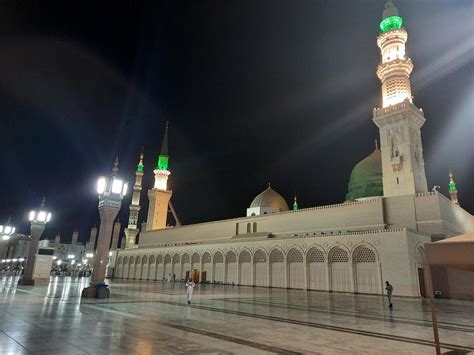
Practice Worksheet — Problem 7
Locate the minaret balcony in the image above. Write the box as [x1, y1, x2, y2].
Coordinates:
[373, 100, 426, 128]
[376, 59, 413, 79]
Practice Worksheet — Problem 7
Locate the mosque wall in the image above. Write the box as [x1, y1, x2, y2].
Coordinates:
[382, 192, 473, 237]
[115, 228, 430, 297]
[139, 198, 386, 246]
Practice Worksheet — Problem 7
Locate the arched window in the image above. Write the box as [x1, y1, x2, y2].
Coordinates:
[353, 246, 376, 263]
[172, 254, 180, 264]
[213, 252, 224, 264]
[181, 253, 190, 264]
[287, 248, 303, 263]
[270, 249, 284, 263]
[307, 248, 325, 263]
[202, 252, 211, 264]
[246, 223, 251, 233]
[191, 253, 200, 264]
[226, 251, 237, 263]
[254, 250, 267, 263]
[329, 247, 349, 263]
[239, 250, 251, 263]
[252, 222, 257, 233]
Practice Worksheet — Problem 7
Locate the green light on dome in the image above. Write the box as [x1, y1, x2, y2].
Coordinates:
[379, 15, 403, 33]
[136, 164, 144, 173]
[157, 155, 169, 170]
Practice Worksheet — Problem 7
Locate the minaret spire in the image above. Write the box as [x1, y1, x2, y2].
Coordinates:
[154, 122, 171, 190]
[146, 122, 173, 231]
[124, 149, 145, 248]
[448, 170, 459, 206]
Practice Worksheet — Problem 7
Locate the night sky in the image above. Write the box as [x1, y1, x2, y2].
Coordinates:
[1, 1, 473, 243]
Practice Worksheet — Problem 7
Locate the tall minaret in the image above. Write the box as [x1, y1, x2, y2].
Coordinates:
[448, 171, 459, 206]
[146, 122, 172, 231]
[372, 1, 428, 197]
[86, 225, 97, 252]
[110, 219, 121, 250]
[71, 228, 79, 245]
[124, 149, 144, 248]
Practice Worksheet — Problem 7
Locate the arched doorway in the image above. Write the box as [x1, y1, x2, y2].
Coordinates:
[288, 248, 304, 289]
[148, 255, 156, 281]
[416, 247, 427, 297]
[181, 254, 190, 280]
[329, 247, 352, 292]
[172, 254, 180, 278]
[353, 246, 381, 294]
[134, 256, 141, 279]
[122, 256, 129, 279]
[254, 249, 268, 287]
[191, 253, 201, 282]
[140, 255, 148, 280]
[270, 249, 285, 288]
[156, 255, 164, 280]
[115, 256, 122, 278]
[239, 250, 252, 285]
[213, 252, 224, 282]
[202, 252, 212, 282]
[226, 251, 238, 284]
[128, 256, 135, 279]
[306, 247, 327, 290]
[164, 254, 172, 280]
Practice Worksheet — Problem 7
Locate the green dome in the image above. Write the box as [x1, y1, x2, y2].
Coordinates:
[345, 148, 383, 201]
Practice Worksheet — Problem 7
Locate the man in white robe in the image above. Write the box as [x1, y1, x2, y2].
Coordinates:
[186, 279, 195, 304]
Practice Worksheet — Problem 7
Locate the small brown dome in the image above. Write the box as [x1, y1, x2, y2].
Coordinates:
[250, 186, 289, 211]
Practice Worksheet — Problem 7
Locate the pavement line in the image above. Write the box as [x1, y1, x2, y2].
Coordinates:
[82, 302, 301, 354]
[135, 299, 474, 353]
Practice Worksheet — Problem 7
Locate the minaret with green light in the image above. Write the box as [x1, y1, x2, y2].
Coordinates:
[372, 0, 428, 198]
[292, 195, 299, 211]
[448, 171, 459, 206]
[124, 148, 144, 248]
[146, 122, 173, 231]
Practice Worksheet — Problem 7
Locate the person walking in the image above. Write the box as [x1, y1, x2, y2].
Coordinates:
[385, 281, 393, 308]
[186, 278, 195, 304]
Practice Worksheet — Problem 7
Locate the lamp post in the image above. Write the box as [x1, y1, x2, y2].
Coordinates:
[0, 217, 15, 260]
[18, 197, 52, 285]
[82, 158, 127, 298]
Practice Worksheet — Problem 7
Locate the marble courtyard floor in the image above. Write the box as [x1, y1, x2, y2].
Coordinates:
[0, 277, 473, 354]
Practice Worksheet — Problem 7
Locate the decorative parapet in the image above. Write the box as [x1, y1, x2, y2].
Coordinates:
[415, 191, 437, 197]
[272, 227, 406, 240]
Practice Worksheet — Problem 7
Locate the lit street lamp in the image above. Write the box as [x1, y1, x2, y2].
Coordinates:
[18, 197, 52, 285]
[0, 217, 16, 241]
[0, 217, 15, 260]
[82, 158, 127, 299]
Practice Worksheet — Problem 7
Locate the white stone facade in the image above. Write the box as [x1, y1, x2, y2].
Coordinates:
[115, 228, 433, 297]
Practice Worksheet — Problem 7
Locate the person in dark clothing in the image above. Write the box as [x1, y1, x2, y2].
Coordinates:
[385, 281, 393, 308]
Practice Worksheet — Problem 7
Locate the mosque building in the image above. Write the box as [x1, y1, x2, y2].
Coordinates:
[112, 1, 473, 297]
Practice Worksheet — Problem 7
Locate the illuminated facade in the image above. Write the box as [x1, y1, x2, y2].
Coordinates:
[114, 1, 473, 298]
